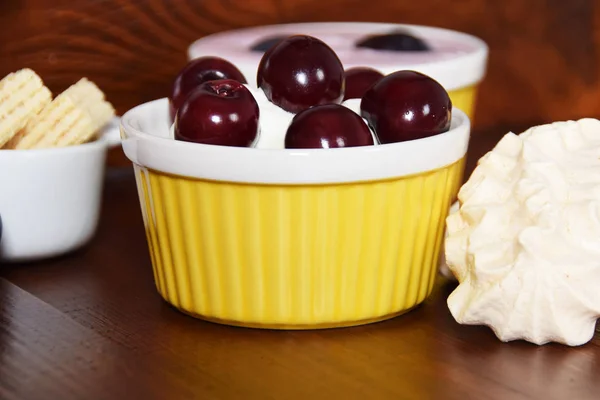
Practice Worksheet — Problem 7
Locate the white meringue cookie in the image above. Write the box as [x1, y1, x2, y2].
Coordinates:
[445, 118, 600, 346]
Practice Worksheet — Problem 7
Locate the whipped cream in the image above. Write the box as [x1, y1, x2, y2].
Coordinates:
[445, 118, 600, 346]
[170, 85, 377, 149]
[248, 87, 377, 149]
[245, 85, 379, 148]
[247, 85, 293, 149]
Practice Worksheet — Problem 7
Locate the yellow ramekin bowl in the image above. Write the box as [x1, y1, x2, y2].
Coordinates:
[120, 99, 471, 329]
[447, 85, 477, 121]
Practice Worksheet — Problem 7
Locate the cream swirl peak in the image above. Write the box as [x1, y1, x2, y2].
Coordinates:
[445, 118, 600, 346]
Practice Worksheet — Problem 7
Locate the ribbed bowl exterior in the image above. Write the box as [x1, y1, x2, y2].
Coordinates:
[449, 85, 478, 119]
[133, 156, 466, 329]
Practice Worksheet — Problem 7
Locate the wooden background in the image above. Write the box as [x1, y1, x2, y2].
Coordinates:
[1, 0, 598, 163]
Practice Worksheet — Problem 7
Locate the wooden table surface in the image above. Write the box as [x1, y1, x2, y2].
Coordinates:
[1, 129, 599, 400]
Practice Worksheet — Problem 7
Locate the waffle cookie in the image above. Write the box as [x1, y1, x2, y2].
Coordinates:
[0, 69, 52, 148]
[6, 78, 115, 149]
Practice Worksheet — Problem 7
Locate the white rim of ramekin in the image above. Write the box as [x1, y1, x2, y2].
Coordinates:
[188, 22, 488, 91]
[120, 98, 470, 185]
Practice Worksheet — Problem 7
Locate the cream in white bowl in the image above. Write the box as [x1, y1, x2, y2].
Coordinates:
[188, 22, 488, 93]
[0, 118, 121, 262]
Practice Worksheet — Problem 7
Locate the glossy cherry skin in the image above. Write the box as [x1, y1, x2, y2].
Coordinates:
[356, 31, 430, 52]
[250, 35, 289, 52]
[361, 70, 451, 144]
[257, 35, 345, 113]
[169, 57, 247, 121]
[343, 67, 384, 100]
[285, 104, 374, 149]
[175, 79, 259, 147]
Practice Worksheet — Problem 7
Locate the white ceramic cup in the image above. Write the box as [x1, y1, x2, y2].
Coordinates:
[0, 118, 121, 263]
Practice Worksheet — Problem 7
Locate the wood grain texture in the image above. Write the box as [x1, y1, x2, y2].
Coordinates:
[0, 278, 197, 400]
[1, 0, 599, 132]
[1, 130, 600, 400]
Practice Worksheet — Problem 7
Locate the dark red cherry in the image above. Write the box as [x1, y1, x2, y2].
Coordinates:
[169, 57, 247, 121]
[250, 35, 289, 52]
[356, 31, 430, 52]
[344, 67, 384, 100]
[285, 104, 373, 149]
[175, 79, 259, 147]
[360, 70, 451, 144]
[257, 35, 345, 113]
